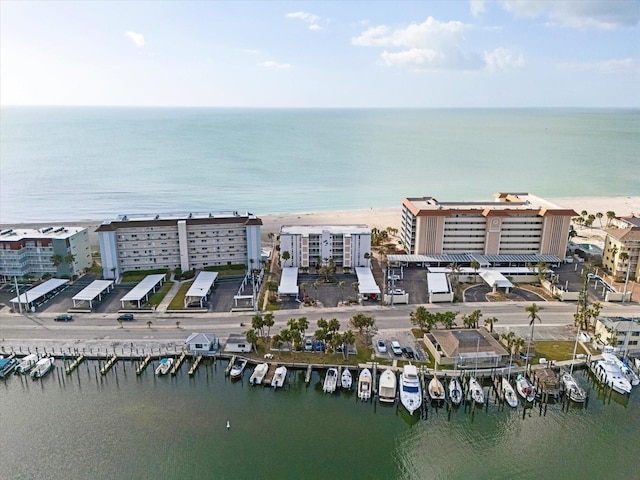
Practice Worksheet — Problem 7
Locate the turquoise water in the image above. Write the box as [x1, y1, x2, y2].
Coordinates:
[1, 360, 638, 479]
[1, 108, 639, 223]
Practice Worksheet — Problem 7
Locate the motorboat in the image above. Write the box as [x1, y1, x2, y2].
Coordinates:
[155, 358, 174, 376]
[635, 357, 640, 373]
[16, 354, 39, 374]
[249, 363, 269, 385]
[229, 358, 248, 379]
[399, 365, 422, 414]
[428, 376, 445, 403]
[378, 369, 397, 403]
[323, 367, 338, 393]
[272, 366, 287, 388]
[341, 368, 352, 390]
[30, 357, 55, 379]
[501, 377, 519, 408]
[618, 358, 639, 386]
[448, 378, 462, 406]
[560, 371, 586, 403]
[515, 373, 535, 402]
[358, 368, 372, 401]
[592, 354, 632, 395]
[0, 357, 18, 378]
[468, 376, 485, 405]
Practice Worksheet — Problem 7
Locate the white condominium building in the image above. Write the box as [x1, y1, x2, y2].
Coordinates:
[0, 226, 92, 280]
[97, 212, 262, 280]
[279, 225, 371, 269]
[400, 192, 576, 260]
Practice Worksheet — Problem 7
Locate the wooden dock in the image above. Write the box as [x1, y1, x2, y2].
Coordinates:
[225, 355, 236, 376]
[171, 351, 187, 375]
[136, 355, 152, 375]
[65, 354, 85, 375]
[305, 364, 313, 383]
[264, 363, 277, 386]
[189, 355, 203, 376]
[100, 355, 118, 375]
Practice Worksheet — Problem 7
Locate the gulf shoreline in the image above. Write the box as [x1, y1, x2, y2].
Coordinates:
[1, 195, 638, 251]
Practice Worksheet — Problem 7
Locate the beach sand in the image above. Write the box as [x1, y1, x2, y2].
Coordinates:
[2, 196, 638, 251]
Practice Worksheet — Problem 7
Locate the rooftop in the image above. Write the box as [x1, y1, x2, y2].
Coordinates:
[0, 226, 86, 241]
[96, 211, 262, 231]
[280, 224, 370, 235]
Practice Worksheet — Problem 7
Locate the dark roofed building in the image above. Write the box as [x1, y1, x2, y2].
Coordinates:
[425, 329, 510, 368]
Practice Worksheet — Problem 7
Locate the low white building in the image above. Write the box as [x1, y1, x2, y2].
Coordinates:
[279, 225, 371, 269]
[224, 333, 253, 353]
[185, 333, 219, 354]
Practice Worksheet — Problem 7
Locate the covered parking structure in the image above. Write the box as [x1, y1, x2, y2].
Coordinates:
[120, 274, 166, 309]
[184, 272, 218, 307]
[355, 267, 381, 298]
[387, 253, 560, 268]
[72, 280, 115, 309]
[278, 267, 299, 297]
[427, 272, 453, 302]
[10, 278, 69, 312]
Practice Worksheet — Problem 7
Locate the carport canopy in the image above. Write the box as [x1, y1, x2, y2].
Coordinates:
[479, 270, 514, 289]
[120, 274, 166, 308]
[355, 267, 381, 294]
[185, 272, 218, 307]
[72, 280, 114, 309]
[427, 272, 450, 294]
[10, 278, 69, 310]
[278, 267, 299, 296]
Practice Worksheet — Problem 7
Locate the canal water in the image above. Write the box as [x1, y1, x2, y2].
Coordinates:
[1, 359, 638, 479]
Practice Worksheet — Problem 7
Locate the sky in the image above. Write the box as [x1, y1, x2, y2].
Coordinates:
[1, 0, 639, 107]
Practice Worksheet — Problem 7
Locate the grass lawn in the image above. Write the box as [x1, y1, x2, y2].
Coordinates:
[528, 340, 588, 363]
[168, 282, 193, 310]
[148, 281, 174, 307]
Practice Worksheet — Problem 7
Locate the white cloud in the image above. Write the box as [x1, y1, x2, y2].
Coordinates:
[559, 58, 640, 74]
[484, 47, 525, 71]
[470, 0, 487, 17]
[501, 0, 640, 29]
[258, 61, 291, 70]
[286, 11, 322, 30]
[124, 31, 146, 48]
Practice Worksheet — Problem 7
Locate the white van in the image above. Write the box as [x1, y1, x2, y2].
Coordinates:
[391, 341, 403, 356]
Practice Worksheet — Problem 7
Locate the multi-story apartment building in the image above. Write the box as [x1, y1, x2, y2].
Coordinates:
[0, 227, 91, 280]
[279, 225, 371, 269]
[97, 212, 262, 280]
[400, 192, 575, 260]
[595, 317, 640, 354]
[603, 225, 640, 283]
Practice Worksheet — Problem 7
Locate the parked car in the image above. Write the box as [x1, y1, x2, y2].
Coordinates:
[391, 341, 403, 356]
[402, 346, 415, 359]
[54, 314, 73, 322]
[304, 338, 314, 351]
[117, 313, 134, 321]
[314, 340, 325, 352]
[187, 301, 202, 308]
[377, 339, 387, 354]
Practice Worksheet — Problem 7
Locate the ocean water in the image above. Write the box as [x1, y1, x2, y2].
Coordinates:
[1, 107, 639, 223]
[1, 361, 638, 479]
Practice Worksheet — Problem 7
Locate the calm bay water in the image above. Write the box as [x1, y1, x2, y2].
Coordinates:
[1, 360, 638, 479]
[1, 108, 639, 223]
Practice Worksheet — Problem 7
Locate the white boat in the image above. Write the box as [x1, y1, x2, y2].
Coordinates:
[323, 367, 338, 393]
[635, 357, 640, 373]
[155, 357, 174, 376]
[272, 366, 287, 388]
[229, 358, 248, 379]
[358, 368, 372, 401]
[501, 377, 519, 408]
[428, 376, 445, 403]
[515, 373, 535, 402]
[617, 357, 639, 386]
[378, 369, 397, 403]
[0, 358, 18, 378]
[341, 368, 352, 390]
[448, 378, 462, 406]
[399, 365, 422, 414]
[560, 371, 586, 403]
[592, 354, 632, 394]
[249, 363, 269, 385]
[468, 376, 485, 405]
[30, 357, 55, 379]
[17, 354, 39, 374]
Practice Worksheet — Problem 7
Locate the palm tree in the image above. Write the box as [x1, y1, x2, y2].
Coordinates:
[595, 212, 603, 228]
[580, 210, 588, 221]
[351, 281, 359, 300]
[281, 251, 291, 267]
[342, 330, 356, 360]
[246, 329, 259, 354]
[484, 316, 498, 333]
[176, 321, 181, 329]
[51, 254, 63, 267]
[470, 261, 480, 283]
[525, 303, 541, 368]
[337, 281, 345, 304]
[147, 320, 153, 329]
[606, 210, 616, 227]
[297, 316, 309, 340]
[363, 252, 371, 267]
[263, 313, 275, 339]
[300, 282, 309, 301]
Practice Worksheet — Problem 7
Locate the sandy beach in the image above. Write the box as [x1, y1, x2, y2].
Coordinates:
[1, 196, 638, 251]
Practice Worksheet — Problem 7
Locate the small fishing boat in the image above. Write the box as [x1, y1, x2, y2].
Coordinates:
[516, 373, 536, 402]
[560, 371, 586, 403]
[591, 354, 632, 395]
[272, 366, 287, 388]
[16, 354, 39, 374]
[249, 363, 269, 385]
[501, 377, 519, 408]
[229, 358, 248, 379]
[358, 368, 372, 401]
[378, 369, 397, 403]
[155, 358, 174, 376]
[341, 368, 352, 390]
[30, 357, 55, 379]
[399, 365, 422, 414]
[0, 357, 18, 378]
[428, 376, 446, 403]
[323, 367, 338, 393]
[468, 377, 485, 405]
[448, 377, 462, 406]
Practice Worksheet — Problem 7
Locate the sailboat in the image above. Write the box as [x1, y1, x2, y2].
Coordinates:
[561, 328, 587, 403]
[448, 377, 462, 405]
[501, 353, 518, 407]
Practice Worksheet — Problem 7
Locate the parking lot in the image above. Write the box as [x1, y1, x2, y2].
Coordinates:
[373, 329, 427, 362]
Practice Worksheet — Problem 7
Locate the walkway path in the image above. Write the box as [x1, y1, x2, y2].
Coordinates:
[157, 281, 183, 313]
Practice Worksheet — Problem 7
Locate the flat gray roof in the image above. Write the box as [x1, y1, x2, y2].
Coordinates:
[11, 278, 69, 304]
[121, 274, 166, 302]
[278, 267, 299, 295]
[72, 280, 114, 301]
[185, 272, 218, 299]
[280, 225, 370, 235]
[355, 267, 380, 294]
